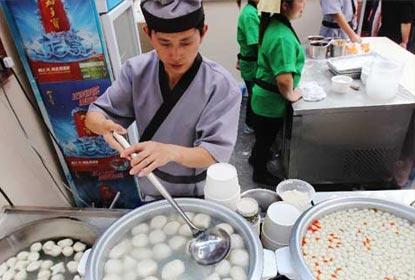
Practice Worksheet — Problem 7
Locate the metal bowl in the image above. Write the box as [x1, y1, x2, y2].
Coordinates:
[309, 41, 329, 59]
[86, 198, 264, 280]
[241, 188, 281, 214]
[289, 197, 415, 280]
[0, 217, 97, 263]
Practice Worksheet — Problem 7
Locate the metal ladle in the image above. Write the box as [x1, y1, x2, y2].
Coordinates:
[112, 132, 231, 265]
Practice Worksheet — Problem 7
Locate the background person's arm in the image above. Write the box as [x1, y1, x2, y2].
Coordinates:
[333, 13, 362, 42]
[400, 22, 411, 49]
[276, 73, 302, 102]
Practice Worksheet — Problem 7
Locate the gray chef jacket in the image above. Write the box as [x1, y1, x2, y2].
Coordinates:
[319, 0, 355, 39]
[89, 51, 241, 198]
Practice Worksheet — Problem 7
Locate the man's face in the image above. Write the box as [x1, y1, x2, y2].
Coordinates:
[146, 25, 207, 76]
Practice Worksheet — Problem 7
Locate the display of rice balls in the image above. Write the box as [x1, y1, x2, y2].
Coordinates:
[0, 238, 88, 280]
[302, 208, 415, 280]
[103, 212, 250, 280]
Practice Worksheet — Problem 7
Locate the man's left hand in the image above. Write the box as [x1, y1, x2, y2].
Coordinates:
[120, 141, 178, 177]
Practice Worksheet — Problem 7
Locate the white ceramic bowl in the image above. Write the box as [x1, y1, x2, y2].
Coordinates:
[331, 75, 353, 93]
[262, 201, 301, 244]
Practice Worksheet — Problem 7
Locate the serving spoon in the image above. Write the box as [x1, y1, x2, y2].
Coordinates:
[112, 132, 231, 265]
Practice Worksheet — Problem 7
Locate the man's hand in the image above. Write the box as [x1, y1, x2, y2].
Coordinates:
[120, 141, 178, 177]
[85, 111, 127, 153]
[100, 119, 127, 153]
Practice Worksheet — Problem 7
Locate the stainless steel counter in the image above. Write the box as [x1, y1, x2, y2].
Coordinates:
[293, 59, 415, 116]
[282, 48, 415, 184]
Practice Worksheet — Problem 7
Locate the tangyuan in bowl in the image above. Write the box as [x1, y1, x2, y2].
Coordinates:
[86, 199, 264, 280]
[301, 207, 415, 279]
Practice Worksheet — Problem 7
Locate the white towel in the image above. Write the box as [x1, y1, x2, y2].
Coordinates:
[299, 81, 327, 102]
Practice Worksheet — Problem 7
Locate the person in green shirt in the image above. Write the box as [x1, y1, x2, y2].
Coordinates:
[250, 0, 306, 186]
[237, 0, 260, 133]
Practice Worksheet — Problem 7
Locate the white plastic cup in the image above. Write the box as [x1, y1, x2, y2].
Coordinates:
[204, 163, 240, 199]
[262, 201, 301, 244]
[261, 230, 288, 251]
[204, 191, 240, 211]
[276, 179, 315, 211]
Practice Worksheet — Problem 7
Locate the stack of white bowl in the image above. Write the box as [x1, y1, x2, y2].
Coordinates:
[261, 201, 301, 251]
[204, 163, 241, 211]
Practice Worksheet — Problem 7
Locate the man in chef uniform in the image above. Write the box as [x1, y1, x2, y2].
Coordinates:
[86, 0, 241, 200]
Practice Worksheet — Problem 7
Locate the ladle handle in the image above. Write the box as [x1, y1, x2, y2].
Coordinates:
[112, 132, 200, 234]
[146, 173, 199, 233]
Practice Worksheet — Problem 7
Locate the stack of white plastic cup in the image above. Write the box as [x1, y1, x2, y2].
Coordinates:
[204, 163, 241, 211]
[261, 201, 301, 251]
[276, 179, 315, 212]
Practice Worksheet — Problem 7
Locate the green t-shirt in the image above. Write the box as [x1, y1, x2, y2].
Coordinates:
[237, 3, 260, 81]
[251, 19, 305, 118]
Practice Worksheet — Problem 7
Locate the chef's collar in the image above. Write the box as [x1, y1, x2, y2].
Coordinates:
[257, 0, 281, 14]
[141, 0, 205, 33]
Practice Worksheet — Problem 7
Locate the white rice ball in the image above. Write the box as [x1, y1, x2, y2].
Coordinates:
[152, 243, 172, 260]
[123, 256, 137, 272]
[131, 223, 150, 235]
[149, 230, 166, 244]
[30, 242, 42, 252]
[73, 241, 87, 252]
[132, 233, 150, 248]
[168, 236, 187, 251]
[109, 240, 130, 259]
[229, 249, 249, 267]
[215, 260, 231, 277]
[37, 270, 51, 279]
[178, 224, 192, 237]
[205, 273, 220, 280]
[26, 260, 42, 272]
[161, 259, 185, 280]
[215, 223, 234, 236]
[163, 221, 181, 235]
[130, 248, 154, 260]
[104, 259, 123, 275]
[150, 215, 168, 229]
[192, 213, 211, 229]
[230, 234, 244, 249]
[137, 259, 158, 277]
[230, 266, 247, 280]
[57, 238, 74, 248]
